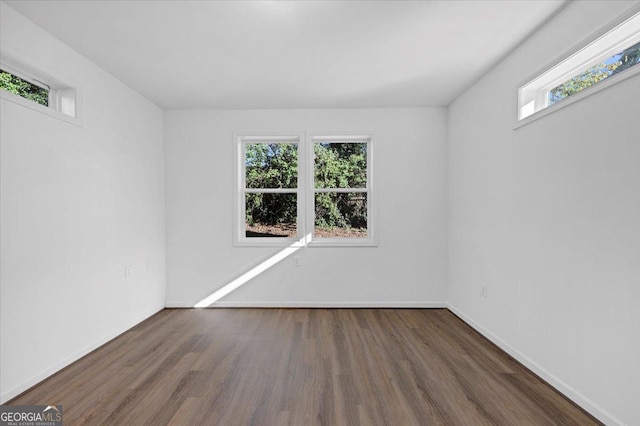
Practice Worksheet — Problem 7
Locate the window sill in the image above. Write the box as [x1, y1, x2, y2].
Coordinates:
[308, 239, 378, 248]
[234, 241, 300, 248]
[234, 237, 378, 248]
[1, 89, 82, 127]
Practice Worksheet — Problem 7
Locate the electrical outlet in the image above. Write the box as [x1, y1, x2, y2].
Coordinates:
[480, 283, 488, 297]
[293, 256, 301, 267]
[124, 265, 132, 278]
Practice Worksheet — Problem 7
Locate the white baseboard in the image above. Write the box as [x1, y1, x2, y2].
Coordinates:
[0, 305, 164, 404]
[165, 301, 448, 309]
[446, 304, 624, 426]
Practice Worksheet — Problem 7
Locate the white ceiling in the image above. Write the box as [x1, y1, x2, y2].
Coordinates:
[6, 0, 566, 109]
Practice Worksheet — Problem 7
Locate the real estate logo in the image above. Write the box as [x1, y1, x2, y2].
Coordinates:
[0, 405, 62, 426]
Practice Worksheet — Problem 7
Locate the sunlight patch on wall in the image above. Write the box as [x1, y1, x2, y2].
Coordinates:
[193, 234, 311, 307]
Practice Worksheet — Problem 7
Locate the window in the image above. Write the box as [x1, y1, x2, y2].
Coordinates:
[235, 133, 375, 246]
[236, 135, 304, 245]
[0, 50, 80, 125]
[310, 136, 372, 243]
[517, 8, 640, 125]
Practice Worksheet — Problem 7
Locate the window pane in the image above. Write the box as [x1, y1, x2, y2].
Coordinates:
[314, 192, 367, 238]
[0, 69, 49, 107]
[314, 142, 367, 189]
[246, 193, 297, 238]
[549, 41, 640, 105]
[245, 143, 298, 189]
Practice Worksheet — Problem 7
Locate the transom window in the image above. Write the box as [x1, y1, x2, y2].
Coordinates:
[517, 9, 640, 124]
[0, 52, 80, 124]
[235, 133, 375, 246]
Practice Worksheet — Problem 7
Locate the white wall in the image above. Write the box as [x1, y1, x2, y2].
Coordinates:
[164, 108, 447, 307]
[4, 0, 637, 423]
[447, 1, 640, 425]
[0, 4, 166, 402]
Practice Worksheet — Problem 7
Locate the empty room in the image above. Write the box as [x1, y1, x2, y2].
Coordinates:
[1, 0, 638, 425]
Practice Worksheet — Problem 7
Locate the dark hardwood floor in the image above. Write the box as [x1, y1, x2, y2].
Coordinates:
[9, 308, 600, 425]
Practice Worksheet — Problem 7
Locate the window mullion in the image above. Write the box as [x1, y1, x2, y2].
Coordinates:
[306, 132, 315, 243]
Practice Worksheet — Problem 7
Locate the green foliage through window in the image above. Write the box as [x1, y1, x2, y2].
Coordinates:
[245, 143, 298, 189]
[549, 41, 640, 105]
[314, 142, 368, 237]
[315, 192, 367, 238]
[243, 140, 369, 238]
[245, 193, 297, 237]
[0, 69, 49, 106]
[314, 142, 367, 189]
[244, 143, 298, 237]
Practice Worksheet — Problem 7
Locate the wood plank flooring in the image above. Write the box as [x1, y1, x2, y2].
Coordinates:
[8, 309, 600, 425]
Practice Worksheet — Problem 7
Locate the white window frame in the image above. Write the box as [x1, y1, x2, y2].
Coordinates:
[307, 133, 376, 247]
[0, 48, 82, 126]
[515, 6, 640, 128]
[234, 133, 305, 247]
[234, 132, 376, 247]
